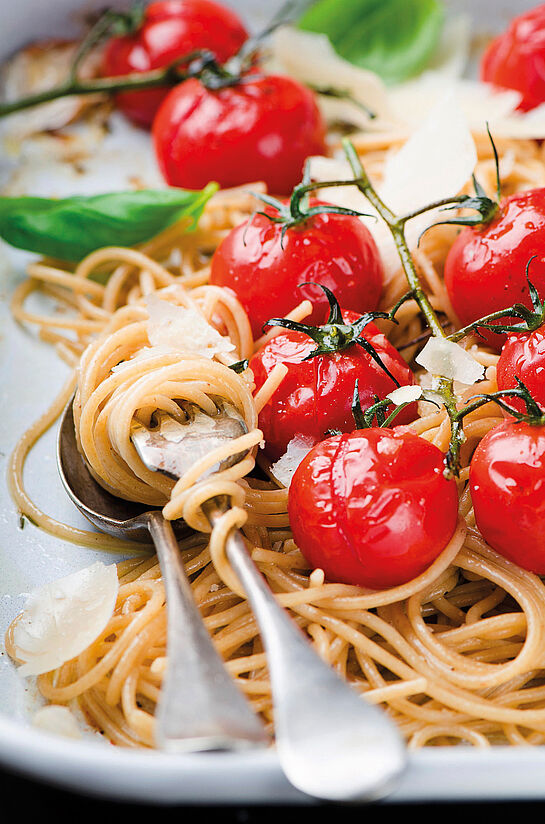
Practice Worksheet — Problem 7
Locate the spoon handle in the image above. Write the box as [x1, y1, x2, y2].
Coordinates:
[146, 510, 267, 751]
[204, 501, 407, 801]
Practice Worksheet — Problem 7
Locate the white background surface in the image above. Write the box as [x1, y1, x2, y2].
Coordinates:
[1, 0, 544, 806]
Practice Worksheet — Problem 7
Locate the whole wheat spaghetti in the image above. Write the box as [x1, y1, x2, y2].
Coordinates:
[7, 135, 545, 751]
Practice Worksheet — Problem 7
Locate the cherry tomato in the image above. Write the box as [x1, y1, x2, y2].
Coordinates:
[152, 75, 326, 194]
[497, 325, 545, 415]
[444, 189, 545, 351]
[288, 428, 459, 590]
[250, 310, 415, 462]
[481, 4, 545, 111]
[210, 204, 383, 338]
[102, 0, 248, 128]
[470, 420, 545, 573]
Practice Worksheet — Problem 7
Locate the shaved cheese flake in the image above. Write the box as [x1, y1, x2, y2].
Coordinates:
[13, 562, 118, 677]
[380, 91, 477, 215]
[145, 295, 235, 359]
[270, 435, 315, 488]
[270, 27, 391, 129]
[415, 337, 484, 385]
[32, 705, 82, 739]
[387, 385, 423, 405]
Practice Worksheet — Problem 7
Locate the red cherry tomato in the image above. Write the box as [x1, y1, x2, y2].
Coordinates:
[497, 325, 545, 415]
[470, 420, 545, 573]
[102, 0, 248, 128]
[152, 75, 326, 194]
[288, 428, 459, 590]
[444, 189, 545, 351]
[250, 311, 415, 462]
[481, 4, 545, 111]
[210, 205, 383, 338]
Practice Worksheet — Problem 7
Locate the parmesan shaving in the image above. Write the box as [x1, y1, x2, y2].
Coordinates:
[13, 562, 119, 676]
[270, 435, 315, 488]
[415, 337, 485, 385]
[380, 90, 477, 215]
[269, 26, 391, 130]
[387, 385, 423, 405]
[32, 705, 82, 739]
[145, 295, 235, 359]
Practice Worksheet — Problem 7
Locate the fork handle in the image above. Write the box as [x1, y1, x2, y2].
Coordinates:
[146, 510, 267, 751]
[203, 499, 406, 801]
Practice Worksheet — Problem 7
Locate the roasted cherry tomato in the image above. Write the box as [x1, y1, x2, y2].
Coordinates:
[210, 204, 383, 338]
[102, 0, 248, 128]
[444, 189, 545, 351]
[288, 428, 459, 590]
[481, 4, 545, 111]
[250, 310, 415, 462]
[152, 75, 326, 194]
[470, 420, 545, 573]
[497, 325, 545, 415]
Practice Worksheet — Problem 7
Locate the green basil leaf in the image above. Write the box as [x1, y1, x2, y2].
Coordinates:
[299, 0, 444, 85]
[0, 182, 218, 261]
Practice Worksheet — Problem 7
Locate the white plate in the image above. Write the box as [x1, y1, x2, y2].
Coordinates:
[1, 0, 544, 805]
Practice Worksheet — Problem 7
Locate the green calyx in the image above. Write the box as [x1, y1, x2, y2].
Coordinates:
[248, 162, 373, 246]
[263, 283, 401, 386]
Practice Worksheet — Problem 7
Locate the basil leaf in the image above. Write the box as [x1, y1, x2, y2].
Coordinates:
[299, 0, 444, 85]
[0, 182, 218, 261]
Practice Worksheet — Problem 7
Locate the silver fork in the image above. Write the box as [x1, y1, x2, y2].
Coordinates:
[132, 402, 407, 802]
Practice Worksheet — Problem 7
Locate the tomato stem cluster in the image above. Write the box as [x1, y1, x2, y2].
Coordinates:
[264, 283, 401, 386]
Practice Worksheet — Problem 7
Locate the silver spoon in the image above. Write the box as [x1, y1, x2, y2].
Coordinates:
[57, 400, 267, 752]
[130, 401, 407, 802]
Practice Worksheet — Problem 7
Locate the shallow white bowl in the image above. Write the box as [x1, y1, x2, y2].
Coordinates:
[0, 0, 543, 805]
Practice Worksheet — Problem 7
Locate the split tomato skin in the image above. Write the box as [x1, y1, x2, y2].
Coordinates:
[250, 312, 415, 462]
[470, 421, 545, 573]
[102, 0, 248, 128]
[444, 189, 545, 351]
[288, 428, 459, 590]
[210, 206, 383, 339]
[152, 75, 326, 195]
[496, 326, 545, 415]
[481, 4, 545, 111]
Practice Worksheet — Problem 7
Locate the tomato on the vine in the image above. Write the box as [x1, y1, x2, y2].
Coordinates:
[210, 202, 383, 338]
[470, 420, 545, 573]
[102, 0, 248, 128]
[288, 428, 459, 590]
[481, 4, 545, 112]
[152, 75, 326, 195]
[250, 308, 415, 462]
[444, 188, 545, 351]
[497, 325, 545, 415]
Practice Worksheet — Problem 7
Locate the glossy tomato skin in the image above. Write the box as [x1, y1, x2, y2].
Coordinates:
[497, 326, 545, 415]
[210, 205, 383, 338]
[289, 428, 459, 590]
[470, 421, 545, 573]
[250, 312, 415, 462]
[481, 4, 545, 111]
[102, 0, 248, 128]
[444, 189, 545, 351]
[152, 75, 326, 194]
